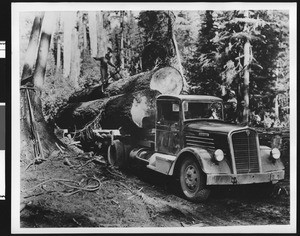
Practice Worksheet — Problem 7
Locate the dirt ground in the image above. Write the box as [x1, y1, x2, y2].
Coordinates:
[19, 144, 290, 230]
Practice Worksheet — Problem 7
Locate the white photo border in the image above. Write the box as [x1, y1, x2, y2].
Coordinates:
[11, 2, 297, 234]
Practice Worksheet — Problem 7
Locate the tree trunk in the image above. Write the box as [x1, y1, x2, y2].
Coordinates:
[77, 11, 88, 52]
[82, 14, 88, 49]
[88, 12, 98, 57]
[243, 39, 250, 124]
[33, 12, 56, 89]
[172, 32, 188, 90]
[56, 14, 62, 73]
[56, 90, 160, 138]
[20, 88, 60, 160]
[97, 11, 106, 58]
[70, 26, 80, 88]
[63, 12, 76, 78]
[100, 89, 160, 134]
[21, 12, 44, 83]
[21, 12, 60, 161]
[68, 66, 183, 102]
[56, 34, 61, 73]
[120, 11, 125, 69]
[55, 66, 184, 138]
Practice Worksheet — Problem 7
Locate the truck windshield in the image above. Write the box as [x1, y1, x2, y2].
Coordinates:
[183, 101, 223, 120]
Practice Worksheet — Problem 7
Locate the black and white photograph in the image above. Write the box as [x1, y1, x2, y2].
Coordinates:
[11, 2, 296, 234]
[0, 41, 6, 201]
[0, 104, 4, 200]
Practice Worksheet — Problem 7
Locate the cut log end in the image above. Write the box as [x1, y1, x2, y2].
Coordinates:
[150, 67, 183, 95]
[130, 95, 156, 128]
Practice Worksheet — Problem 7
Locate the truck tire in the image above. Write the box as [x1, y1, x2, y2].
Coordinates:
[179, 156, 210, 202]
[108, 140, 125, 168]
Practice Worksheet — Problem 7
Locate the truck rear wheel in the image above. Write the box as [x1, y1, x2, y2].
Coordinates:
[179, 156, 210, 202]
[108, 140, 125, 168]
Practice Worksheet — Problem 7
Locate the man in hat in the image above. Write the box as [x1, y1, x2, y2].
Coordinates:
[93, 47, 117, 92]
[226, 90, 238, 123]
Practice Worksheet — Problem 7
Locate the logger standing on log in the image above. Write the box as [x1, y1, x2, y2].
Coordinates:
[93, 47, 117, 92]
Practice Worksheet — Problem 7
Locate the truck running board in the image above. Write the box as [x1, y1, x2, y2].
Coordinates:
[147, 153, 176, 175]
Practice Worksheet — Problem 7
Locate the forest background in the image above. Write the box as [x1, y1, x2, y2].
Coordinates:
[19, 10, 290, 129]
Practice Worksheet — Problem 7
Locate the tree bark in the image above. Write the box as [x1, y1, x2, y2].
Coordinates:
[70, 25, 80, 88]
[68, 66, 183, 103]
[56, 33, 61, 73]
[56, 14, 62, 73]
[56, 90, 160, 137]
[63, 12, 76, 78]
[21, 12, 61, 161]
[20, 88, 60, 160]
[33, 12, 56, 89]
[97, 11, 106, 58]
[172, 32, 188, 90]
[55, 66, 183, 138]
[21, 12, 44, 83]
[120, 11, 125, 69]
[82, 13, 88, 49]
[243, 39, 250, 124]
[88, 12, 98, 57]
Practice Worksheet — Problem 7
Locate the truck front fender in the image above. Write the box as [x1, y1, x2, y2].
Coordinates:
[260, 146, 285, 172]
[169, 147, 232, 176]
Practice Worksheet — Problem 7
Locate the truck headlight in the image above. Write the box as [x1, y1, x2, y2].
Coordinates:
[271, 148, 281, 160]
[214, 149, 224, 162]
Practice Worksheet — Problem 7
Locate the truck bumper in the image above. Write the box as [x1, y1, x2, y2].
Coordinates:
[206, 170, 285, 185]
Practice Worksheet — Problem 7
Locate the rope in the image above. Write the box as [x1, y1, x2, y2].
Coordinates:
[25, 176, 102, 197]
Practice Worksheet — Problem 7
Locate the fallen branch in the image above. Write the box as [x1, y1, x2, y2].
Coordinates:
[107, 168, 125, 179]
[55, 142, 64, 153]
[114, 181, 133, 193]
[76, 159, 95, 169]
[92, 157, 107, 165]
[63, 157, 74, 167]
[72, 218, 82, 226]
[69, 141, 81, 146]
[25, 158, 47, 171]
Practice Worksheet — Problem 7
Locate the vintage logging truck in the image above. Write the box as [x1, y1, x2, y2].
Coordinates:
[95, 94, 285, 202]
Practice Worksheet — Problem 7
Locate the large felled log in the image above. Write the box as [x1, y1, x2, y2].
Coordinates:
[55, 66, 184, 139]
[56, 90, 160, 137]
[100, 90, 160, 133]
[68, 66, 183, 103]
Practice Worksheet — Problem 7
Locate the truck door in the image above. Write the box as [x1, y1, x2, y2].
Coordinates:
[156, 100, 181, 155]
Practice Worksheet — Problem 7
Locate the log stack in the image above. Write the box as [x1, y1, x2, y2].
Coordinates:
[55, 66, 184, 140]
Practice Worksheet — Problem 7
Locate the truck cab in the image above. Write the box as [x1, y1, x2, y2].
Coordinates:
[108, 95, 285, 202]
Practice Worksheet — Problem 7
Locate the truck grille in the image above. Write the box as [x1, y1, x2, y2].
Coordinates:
[231, 130, 259, 174]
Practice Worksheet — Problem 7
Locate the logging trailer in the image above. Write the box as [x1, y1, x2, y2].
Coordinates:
[94, 94, 285, 202]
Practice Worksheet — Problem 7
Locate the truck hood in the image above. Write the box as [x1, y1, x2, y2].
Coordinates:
[184, 120, 244, 135]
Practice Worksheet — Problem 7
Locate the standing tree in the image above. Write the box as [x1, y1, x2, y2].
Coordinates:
[138, 10, 188, 89]
[186, 10, 222, 96]
[88, 11, 98, 57]
[55, 13, 62, 73]
[70, 15, 80, 89]
[21, 12, 44, 82]
[21, 12, 60, 162]
[97, 11, 107, 58]
[62, 12, 73, 78]
[188, 10, 288, 125]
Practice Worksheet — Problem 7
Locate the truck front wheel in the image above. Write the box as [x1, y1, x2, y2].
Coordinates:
[179, 156, 210, 202]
